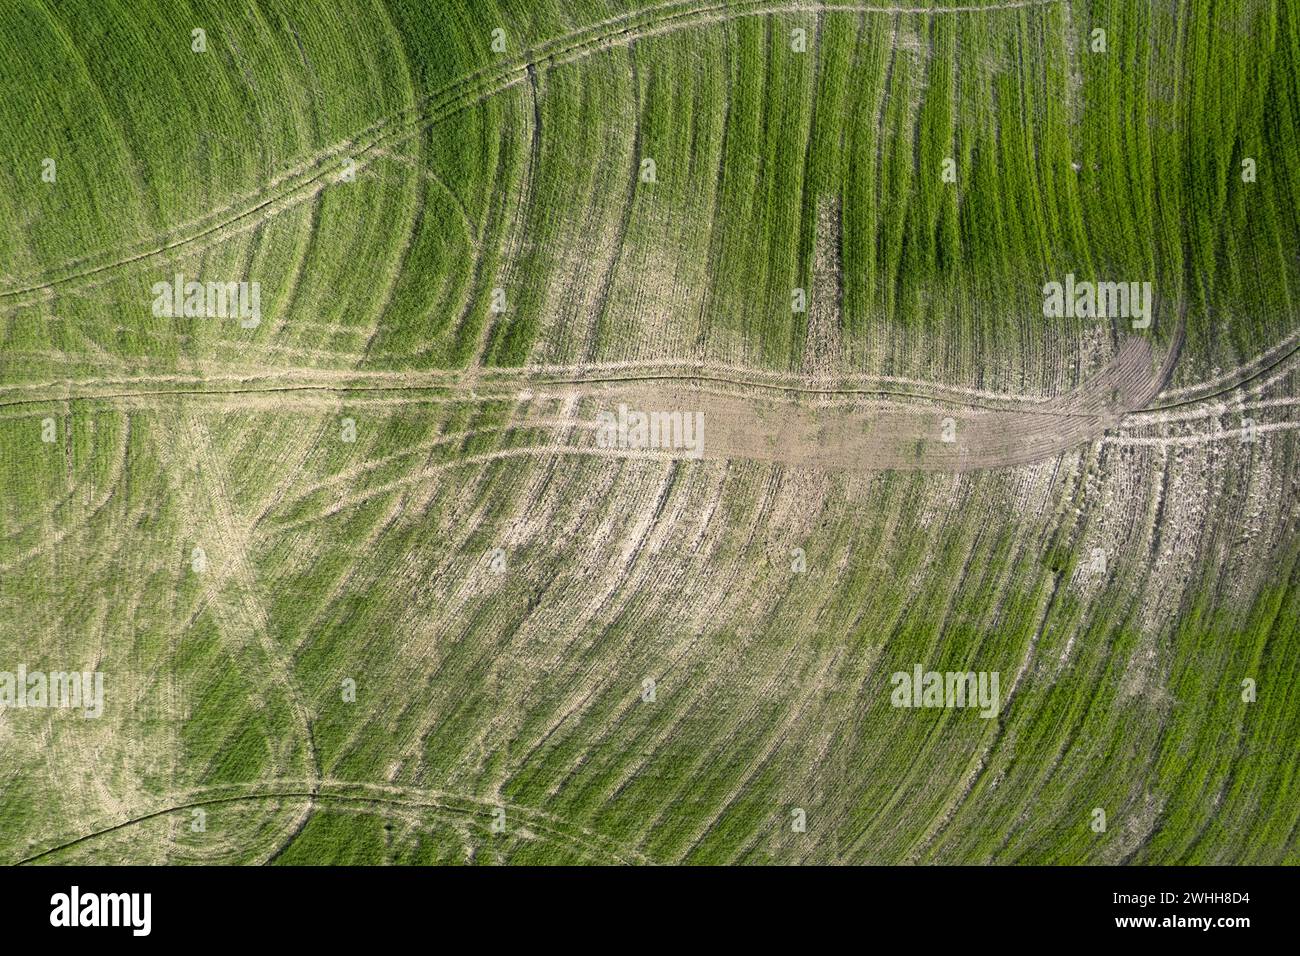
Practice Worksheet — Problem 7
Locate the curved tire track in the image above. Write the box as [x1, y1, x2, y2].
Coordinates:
[0, 0, 1062, 312]
[15, 780, 652, 866]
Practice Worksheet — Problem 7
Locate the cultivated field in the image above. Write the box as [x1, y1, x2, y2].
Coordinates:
[1, 0, 1297, 864]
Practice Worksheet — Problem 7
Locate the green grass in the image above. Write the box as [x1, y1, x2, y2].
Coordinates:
[1, 0, 1297, 864]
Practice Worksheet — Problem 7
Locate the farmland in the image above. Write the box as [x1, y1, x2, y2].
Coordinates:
[0, 0, 1297, 864]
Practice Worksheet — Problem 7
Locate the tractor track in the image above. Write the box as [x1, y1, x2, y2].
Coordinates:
[14, 780, 652, 866]
[0, 0, 1062, 312]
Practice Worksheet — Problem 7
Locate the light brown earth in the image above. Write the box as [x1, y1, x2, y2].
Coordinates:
[0, 332, 1161, 479]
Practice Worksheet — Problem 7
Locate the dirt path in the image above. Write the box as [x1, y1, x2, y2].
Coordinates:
[564, 337, 1159, 471]
[0, 335, 1169, 489]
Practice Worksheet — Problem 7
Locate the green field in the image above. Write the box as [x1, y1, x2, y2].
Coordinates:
[1, 0, 1298, 864]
